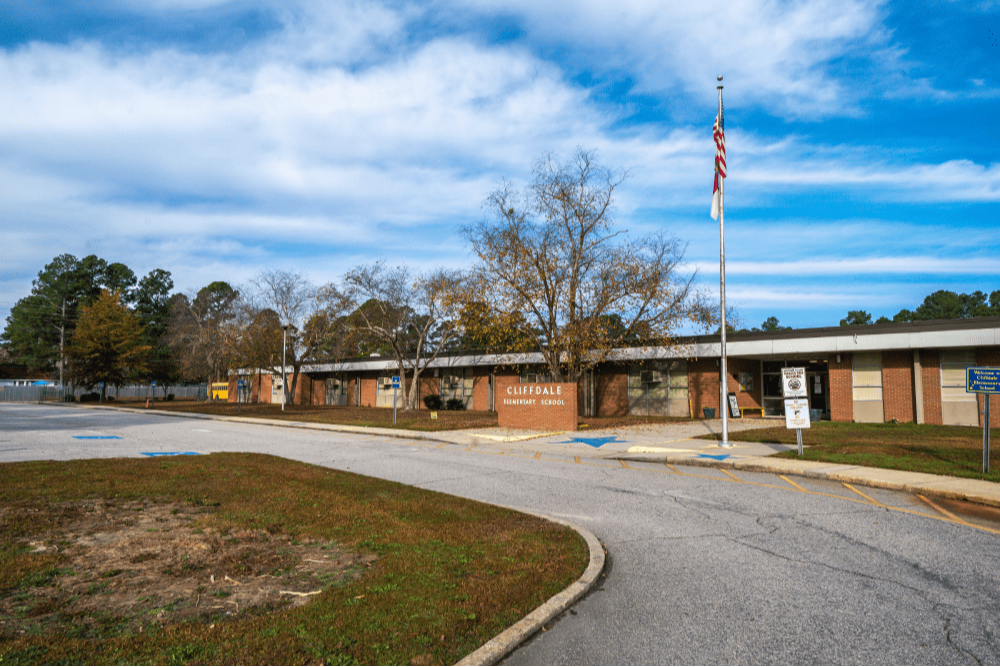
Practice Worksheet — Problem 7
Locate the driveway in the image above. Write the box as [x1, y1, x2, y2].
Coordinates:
[3, 403, 999, 664]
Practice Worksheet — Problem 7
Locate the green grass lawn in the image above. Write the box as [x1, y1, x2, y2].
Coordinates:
[113, 400, 694, 432]
[700, 421, 1000, 482]
[0, 454, 588, 665]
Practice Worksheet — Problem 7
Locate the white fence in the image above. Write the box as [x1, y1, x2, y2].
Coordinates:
[0, 384, 209, 404]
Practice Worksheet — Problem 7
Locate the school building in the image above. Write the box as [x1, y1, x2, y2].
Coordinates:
[229, 316, 1000, 428]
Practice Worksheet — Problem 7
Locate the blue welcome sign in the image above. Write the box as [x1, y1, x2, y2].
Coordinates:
[967, 368, 1000, 394]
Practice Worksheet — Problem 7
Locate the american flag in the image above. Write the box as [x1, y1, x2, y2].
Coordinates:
[711, 106, 726, 220]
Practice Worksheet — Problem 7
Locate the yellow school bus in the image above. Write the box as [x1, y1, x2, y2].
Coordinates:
[210, 382, 229, 400]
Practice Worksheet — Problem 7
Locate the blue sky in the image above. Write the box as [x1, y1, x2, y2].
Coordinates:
[2, 0, 998, 333]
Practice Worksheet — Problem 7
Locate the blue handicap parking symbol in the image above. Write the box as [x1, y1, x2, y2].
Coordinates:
[562, 436, 622, 448]
[141, 452, 201, 457]
[698, 454, 730, 461]
[73, 435, 121, 440]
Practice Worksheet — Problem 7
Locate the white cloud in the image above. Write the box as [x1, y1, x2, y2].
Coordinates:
[450, 0, 890, 118]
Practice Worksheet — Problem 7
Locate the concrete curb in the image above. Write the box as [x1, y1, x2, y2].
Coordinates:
[71, 403, 460, 445]
[67, 403, 607, 666]
[618, 452, 1000, 509]
[456, 514, 605, 666]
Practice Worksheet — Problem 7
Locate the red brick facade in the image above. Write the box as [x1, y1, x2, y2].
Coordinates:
[882, 350, 914, 423]
[595, 366, 629, 417]
[920, 350, 943, 425]
[495, 376, 577, 431]
[232, 338, 1000, 428]
[829, 353, 853, 422]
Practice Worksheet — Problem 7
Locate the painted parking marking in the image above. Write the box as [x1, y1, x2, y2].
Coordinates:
[843, 483, 886, 507]
[619, 460, 629, 469]
[141, 452, 201, 457]
[779, 475, 808, 492]
[698, 454, 731, 461]
[73, 435, 121, 440]
[917, 494, 966, 524]
[561, 436, 622, 448]
[721, 469, 742, 483]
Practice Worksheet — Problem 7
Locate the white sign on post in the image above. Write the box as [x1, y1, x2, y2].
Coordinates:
[784, 398, 811, 429]
[781, 367, 807, 398]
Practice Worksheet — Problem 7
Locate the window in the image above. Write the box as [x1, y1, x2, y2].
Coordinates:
[852, 352, 883, 402]
[940, 349, 976, 403]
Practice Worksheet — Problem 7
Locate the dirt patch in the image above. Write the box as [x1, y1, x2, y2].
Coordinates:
[1, 499, 376, 639]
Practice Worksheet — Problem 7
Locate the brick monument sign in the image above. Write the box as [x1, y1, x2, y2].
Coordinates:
[495, 377, 577, 432]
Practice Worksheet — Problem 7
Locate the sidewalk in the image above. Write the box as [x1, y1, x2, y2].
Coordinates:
[618, 438, 1000, 510]
[81, 404, 1000, 509]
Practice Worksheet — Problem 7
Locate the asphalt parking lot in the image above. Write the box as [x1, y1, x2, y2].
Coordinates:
[4, 403, 1000, 665]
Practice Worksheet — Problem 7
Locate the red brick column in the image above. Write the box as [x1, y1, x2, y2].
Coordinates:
[595, 367, 628, 417]
[829, 353, 853, 422]
[359, 373, 377, 407]
[689, 358, 719, 417]
[495, 376, 577, 431]
[921, 350, 943, 425]
[976, 348, 1000, 428]
[882, 351, 915, 423]
[472, 373, 491, 411]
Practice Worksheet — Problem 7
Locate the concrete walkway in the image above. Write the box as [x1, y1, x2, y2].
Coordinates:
[81, 404, 1000, 510]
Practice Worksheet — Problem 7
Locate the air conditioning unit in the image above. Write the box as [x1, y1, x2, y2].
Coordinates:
[640, 370, 665, 383]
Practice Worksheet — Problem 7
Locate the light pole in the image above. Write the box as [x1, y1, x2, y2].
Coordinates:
[282, 324, 289, 412]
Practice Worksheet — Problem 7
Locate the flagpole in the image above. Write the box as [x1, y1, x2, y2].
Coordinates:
[717, 75, 732, 448]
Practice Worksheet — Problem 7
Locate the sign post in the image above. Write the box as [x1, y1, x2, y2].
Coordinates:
[237, 379, 244, 415]
[392, 376, 401, 426]
[967, 368, 1000, 474]
[782, 367, 809, 455]
[151, 381, 157, 409]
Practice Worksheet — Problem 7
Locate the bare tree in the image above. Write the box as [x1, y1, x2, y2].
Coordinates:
[462, 148, 711, 383]
[320, 263, 465, 410]
[243, 270, 321, 406]
[166, 282, 239, 384]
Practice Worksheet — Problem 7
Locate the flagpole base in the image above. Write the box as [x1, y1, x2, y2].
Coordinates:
[719, 441, 734, 449]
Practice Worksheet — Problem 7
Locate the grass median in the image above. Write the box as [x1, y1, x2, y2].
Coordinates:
[700, 420, 1000, 482]
[106, 400, 696, 432]
[0, 453, 588, 665]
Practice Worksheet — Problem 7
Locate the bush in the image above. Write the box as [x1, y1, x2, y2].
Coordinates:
[105, 396, 115, 402]
[166, 394, 175, 401]
[445, 398, 466, 411]
[423, 394, 443, 410]
[79, 392, 100, 403]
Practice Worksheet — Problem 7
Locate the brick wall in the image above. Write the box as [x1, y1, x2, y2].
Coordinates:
[689, 358, 745, 417]
[882, 350, 915, 423]
[920, 350, 943, 425]
[495, 375, 577, 431]
[976, 348, 1000, 428]
[727, 358, 762, 412]
[359, 373, 377, 407]
[472, 373, 491, 411]
[829, 353, 853, 422]
[688, 358, 718, 416]
[595, 366, 629, 417]
[419, 375, 439, 409]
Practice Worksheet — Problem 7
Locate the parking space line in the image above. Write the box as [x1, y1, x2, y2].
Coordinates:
[619, 460, 629, 469]
[574, 456, 581, 464]
[665, 463, 680, 474]
[534, 452, 541, 459]
[917, 494, 966, 523]
[779, 475, 808, 492]
[721, 469, 742, 483]
[843, 483, 886, 507]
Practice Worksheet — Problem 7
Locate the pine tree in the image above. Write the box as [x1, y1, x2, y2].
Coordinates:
[68, 290, 151, 399]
